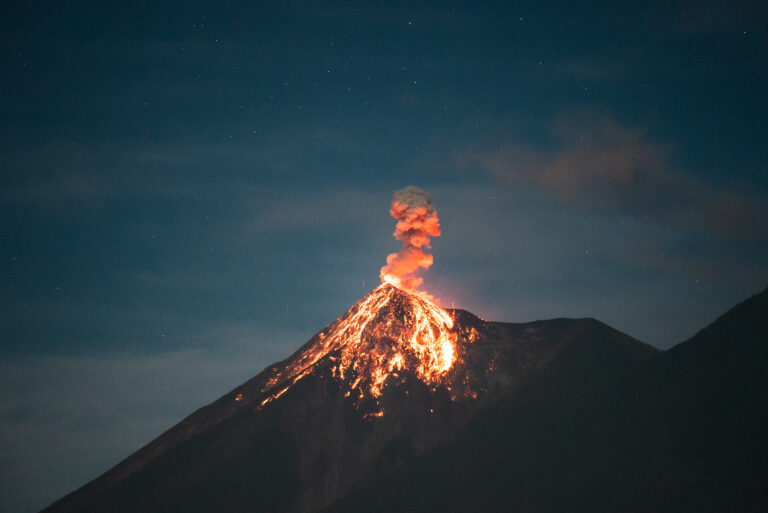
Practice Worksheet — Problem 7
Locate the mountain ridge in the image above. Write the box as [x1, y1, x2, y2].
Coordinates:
[323, 287, 768, 513]
[42, 286, 766, 513]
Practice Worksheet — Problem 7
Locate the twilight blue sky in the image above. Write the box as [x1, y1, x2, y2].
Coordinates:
[1, 1, 767, 511]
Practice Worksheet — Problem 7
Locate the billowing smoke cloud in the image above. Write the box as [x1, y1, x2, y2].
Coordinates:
[380, 186, 441, 292]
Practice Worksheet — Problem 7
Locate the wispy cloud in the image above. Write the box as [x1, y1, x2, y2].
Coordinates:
[461, 112, 767, 240]
[1, 125, 388, 207]
[249, 186, 387, 234]
[0, 140, 283, 205]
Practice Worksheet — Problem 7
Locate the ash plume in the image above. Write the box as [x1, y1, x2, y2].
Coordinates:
[380, 186, 441, 292]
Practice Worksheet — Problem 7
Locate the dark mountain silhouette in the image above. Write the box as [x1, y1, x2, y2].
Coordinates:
[41, 285, 767, 513]
[325, 287, 768, 513]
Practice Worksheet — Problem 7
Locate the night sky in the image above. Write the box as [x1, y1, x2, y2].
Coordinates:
[2, 1, 767, 512]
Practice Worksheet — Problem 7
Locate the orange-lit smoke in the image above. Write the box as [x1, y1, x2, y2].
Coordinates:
[380, 186, 441, 293]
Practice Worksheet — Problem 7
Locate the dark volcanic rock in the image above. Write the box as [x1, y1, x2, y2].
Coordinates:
[44, 285, 768, 513]
[323, 287, 768, 513]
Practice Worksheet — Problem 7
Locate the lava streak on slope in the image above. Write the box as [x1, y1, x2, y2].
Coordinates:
[256, 283, 460, 410]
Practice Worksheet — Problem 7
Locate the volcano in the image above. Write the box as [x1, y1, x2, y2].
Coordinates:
[42, 285, 768, 513]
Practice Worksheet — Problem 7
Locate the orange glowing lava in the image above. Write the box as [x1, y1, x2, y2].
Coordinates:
[256, 283, 458, 411]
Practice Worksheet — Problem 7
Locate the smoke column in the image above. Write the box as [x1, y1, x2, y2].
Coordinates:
[380, 186, 441, 292]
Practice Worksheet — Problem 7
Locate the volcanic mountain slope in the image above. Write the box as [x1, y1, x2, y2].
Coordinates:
[42, 283, 658, 513]
[325, 287, 768, 513]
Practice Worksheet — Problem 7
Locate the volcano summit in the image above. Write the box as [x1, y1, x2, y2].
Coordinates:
[257, 283, 458, 411]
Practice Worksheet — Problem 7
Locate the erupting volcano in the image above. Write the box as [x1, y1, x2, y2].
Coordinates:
[257, 187, 460, 411]
[40, 187, 768, 513]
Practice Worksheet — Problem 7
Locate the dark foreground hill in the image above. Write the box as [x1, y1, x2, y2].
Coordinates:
[325, 287, 768, 513]
[42, 285, 767, 513]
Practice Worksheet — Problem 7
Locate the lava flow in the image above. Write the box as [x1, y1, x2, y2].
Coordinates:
[257, 283, 458, 409]
[256, 187, 458, 411]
